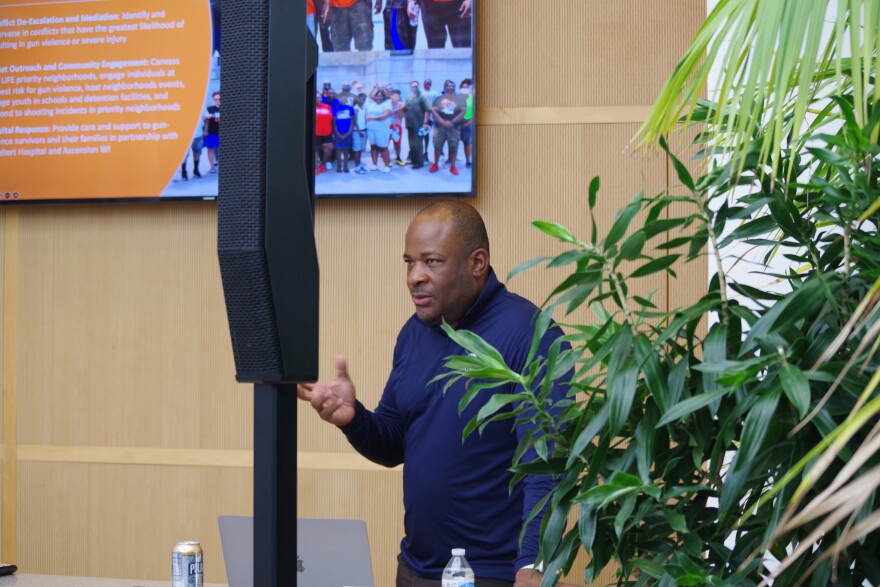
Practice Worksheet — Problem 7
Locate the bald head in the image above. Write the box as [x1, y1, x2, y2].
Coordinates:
[413, 201, 489, 256]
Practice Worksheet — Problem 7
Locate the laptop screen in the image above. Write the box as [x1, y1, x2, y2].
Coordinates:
[218, 516, 375, 587]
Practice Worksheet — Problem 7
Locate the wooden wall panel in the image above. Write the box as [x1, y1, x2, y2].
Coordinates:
[476, 0, 705, 108]
[0, 208, 5, 439]
[14, 204, 250, 451]
[1, 208, 14, 562]
[0, 0, 707, 584]
[473, 123, 669, 322]
[10, 203, 252, 582]
[0, 208, 6, 562]
[18, 461, 251, 584]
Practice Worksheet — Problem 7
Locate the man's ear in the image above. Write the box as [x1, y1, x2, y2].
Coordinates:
[470, 248, 489, 277]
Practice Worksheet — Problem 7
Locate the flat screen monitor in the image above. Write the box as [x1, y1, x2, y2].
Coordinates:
[312, 0, 475, 199]
[0, 0, 220, 203]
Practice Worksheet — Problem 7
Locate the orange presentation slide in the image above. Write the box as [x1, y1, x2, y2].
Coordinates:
[0, 0, 211, 200]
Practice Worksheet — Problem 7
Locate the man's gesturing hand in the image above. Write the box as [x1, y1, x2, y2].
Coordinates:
[296, 355, 357, 427]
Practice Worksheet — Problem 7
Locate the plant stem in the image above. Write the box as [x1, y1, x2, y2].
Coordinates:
[703, 202, 730, 327]
[526, 387, 561, 437]
[835, 222, 852, 315]
[608, 263, 636, 327]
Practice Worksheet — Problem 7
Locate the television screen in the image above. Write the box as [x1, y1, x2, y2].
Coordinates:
[312, 0, 475, 199]
[0, 0, 220, 203]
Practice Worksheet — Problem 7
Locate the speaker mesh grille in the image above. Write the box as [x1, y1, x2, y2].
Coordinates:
[217, 0, 284, 376]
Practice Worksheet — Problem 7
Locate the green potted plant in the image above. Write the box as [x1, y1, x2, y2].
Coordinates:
[438, 1, 880, 585]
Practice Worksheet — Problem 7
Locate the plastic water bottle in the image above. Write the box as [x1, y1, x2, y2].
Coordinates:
[442, 548, 475, 587]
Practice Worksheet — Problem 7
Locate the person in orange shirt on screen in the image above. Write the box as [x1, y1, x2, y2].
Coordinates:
[315, 93, 335, 174]
[321, 0, 374, 51]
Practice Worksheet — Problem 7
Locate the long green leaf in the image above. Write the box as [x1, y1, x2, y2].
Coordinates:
[607, 328, 638, 436]
[721, 388, 782, 517]
[508, 256, 551, 281]
[629, 254, 681, 279]
[657, 388, 728, 427]
[566, 405, 609, 469]
[605, 193, 644, 251]
[780, 363, 811, 419]
[533, 221, 579, 244]
[702, 323, 728, 416]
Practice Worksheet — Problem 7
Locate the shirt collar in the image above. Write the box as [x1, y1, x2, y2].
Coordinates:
[457, 267, 503, 329]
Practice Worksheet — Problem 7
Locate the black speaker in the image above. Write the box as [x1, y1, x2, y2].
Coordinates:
[218, 0, 319, 384]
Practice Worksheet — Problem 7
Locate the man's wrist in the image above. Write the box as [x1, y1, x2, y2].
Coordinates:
[518, 562, 544, 573]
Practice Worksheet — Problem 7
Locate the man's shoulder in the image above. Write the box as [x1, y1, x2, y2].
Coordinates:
[476, 286, 543, 334]
[496, 284, 541, 311]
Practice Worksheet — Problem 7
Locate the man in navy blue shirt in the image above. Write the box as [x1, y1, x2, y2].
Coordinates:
[298, 202, 575, 587]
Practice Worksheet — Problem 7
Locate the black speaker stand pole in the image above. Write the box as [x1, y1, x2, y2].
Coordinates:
[254, 383, 298, 586]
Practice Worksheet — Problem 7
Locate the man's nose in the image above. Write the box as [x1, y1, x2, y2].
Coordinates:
[407, 263, 427, 287]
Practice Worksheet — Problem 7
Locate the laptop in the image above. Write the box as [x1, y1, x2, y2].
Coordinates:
[218, 516, 375, 587]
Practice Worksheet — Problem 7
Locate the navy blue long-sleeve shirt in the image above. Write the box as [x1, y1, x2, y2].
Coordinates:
[340, 270, 567, 582]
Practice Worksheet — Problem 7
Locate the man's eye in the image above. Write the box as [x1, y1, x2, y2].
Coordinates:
[426, 259, 439, 265]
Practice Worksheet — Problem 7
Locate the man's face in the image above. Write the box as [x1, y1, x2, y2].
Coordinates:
[404, 215, 479, 326]
[444, 81, 455, 94]
[424, 80, 432, 91]
[213, 94, 221, 107]
[327, 89, 336, 100]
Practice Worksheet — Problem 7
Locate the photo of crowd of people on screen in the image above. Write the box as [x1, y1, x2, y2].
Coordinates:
[316, 77, 473, 176]
[309, 0, 474, 196]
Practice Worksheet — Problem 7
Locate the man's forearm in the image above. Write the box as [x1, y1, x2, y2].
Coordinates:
[339, 400, 405, 467]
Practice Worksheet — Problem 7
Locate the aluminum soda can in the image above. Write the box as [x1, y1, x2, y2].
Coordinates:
[172, 541, 203, 587]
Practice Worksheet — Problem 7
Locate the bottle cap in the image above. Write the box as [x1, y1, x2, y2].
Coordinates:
[451, 548, 466, 557]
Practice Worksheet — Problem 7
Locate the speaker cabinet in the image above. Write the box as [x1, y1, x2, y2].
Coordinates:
[218, 0, 319, 384]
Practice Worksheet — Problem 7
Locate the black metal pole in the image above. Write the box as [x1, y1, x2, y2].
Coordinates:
[254, 383, 298, 586]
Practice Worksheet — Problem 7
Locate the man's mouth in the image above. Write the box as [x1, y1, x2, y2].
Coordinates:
[411, 292, 432, 306]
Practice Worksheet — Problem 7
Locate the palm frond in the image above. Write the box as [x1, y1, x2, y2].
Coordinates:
[639, 0, 880, 174]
